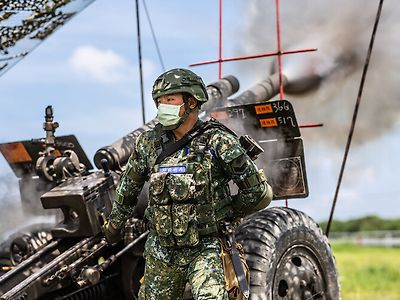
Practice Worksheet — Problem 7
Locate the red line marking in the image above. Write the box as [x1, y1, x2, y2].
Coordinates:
[275, 0, 284, 100]
[299, 123, 324, 128]
[189, 48, 317, 67]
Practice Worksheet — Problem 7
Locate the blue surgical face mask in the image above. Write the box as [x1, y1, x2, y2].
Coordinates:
[157, 103, 184, 129]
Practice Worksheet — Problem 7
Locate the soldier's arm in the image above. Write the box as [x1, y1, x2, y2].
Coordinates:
[213, 130, 273, 218]
[108, 132, 150, 229]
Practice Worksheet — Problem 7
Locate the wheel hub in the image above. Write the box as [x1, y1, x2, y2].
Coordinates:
[273, 246, 325, 299]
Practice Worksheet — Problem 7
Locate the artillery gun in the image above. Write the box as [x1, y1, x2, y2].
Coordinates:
[0, 74, 339, 300]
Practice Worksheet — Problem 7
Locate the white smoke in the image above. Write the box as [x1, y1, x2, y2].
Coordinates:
[0, 174, 56, 241]
[238, 0, 400, 146]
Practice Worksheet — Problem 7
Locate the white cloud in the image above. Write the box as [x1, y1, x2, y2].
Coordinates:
[69, 45, 133, 84]
[68, 45, 158, 86]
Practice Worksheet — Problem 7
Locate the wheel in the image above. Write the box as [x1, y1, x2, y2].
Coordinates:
[120, 251, 146, 299]
[235, 207, 339, 300]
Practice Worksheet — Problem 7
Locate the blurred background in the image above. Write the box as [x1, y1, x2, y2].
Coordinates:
[0, 1, 399, 298]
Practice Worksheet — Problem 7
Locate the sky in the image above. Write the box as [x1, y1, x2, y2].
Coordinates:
[1, 0, 400, 237]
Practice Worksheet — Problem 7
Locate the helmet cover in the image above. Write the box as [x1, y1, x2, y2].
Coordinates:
[152, 68, 208, 105]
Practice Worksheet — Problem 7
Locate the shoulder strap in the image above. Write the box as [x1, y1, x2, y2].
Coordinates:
[206, 118, 238, 137]
[155, 119, 236, 165]
[154, 123, 173, 156]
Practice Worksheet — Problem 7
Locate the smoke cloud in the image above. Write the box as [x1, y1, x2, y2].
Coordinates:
[0, 173, 56, 242]
[238, 0, 400, 146]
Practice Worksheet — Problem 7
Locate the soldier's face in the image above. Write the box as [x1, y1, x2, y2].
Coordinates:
[157, 93, 184, 107]
[157, 93, 198, 117]
[157, 93, 185, 116]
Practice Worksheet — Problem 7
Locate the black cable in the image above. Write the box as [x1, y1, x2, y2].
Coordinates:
[135, 0, 146, 125]
[142, 0, 165, 72]
[325, 0, 385, 237]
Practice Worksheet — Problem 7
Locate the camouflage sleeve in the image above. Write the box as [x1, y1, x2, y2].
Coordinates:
[211, 130, 273, 218]
[108, 131, 150, 228]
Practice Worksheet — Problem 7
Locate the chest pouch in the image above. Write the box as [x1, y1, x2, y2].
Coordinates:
[171, 203, 199, 247]
[168, 173, 196, 202]
[148, 170, 202, 247]
[149, 172, 170, 205]
[168, 172, 200, 247]
[148, 172, 174, 247]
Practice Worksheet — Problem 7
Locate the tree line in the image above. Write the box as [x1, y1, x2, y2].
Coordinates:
[319, 215, 400, 232]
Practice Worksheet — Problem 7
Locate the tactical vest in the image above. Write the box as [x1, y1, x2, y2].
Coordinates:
[145, 128, 233, 248]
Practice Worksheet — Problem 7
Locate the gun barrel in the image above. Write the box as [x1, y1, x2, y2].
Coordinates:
[230, 60, 327, 105]
[230, 73, 288, 104]
[201, 75, 240, 112]
[94, 75, 240, 171]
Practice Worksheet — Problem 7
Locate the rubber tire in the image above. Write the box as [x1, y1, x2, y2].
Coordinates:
[235, 207, 339, 300]
[120, 251, 146, 299]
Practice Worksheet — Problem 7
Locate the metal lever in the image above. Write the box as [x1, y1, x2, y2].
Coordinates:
[100, 159, 111, 177]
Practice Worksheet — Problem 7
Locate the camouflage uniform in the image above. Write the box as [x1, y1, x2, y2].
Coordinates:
[108, 68, 273, 300]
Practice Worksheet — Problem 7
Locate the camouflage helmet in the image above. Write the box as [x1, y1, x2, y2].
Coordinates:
[152, 68, 208, 105]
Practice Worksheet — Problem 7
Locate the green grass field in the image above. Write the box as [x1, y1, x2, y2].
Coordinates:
[332, 243, 400, 300]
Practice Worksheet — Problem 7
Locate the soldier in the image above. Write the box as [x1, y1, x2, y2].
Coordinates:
[103, 68, 273, 300]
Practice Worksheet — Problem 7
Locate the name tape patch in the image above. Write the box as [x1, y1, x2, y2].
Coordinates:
[159, 165, 186, 174]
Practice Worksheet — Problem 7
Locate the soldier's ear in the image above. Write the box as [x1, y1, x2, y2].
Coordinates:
[189, 97, 198, 110]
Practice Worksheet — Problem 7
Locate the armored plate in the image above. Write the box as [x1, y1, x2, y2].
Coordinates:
[0, 134, 93, 177]
[210, 100, 308, 199]
[211, 100, 300, 140]
[258, 138, 309, 199]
